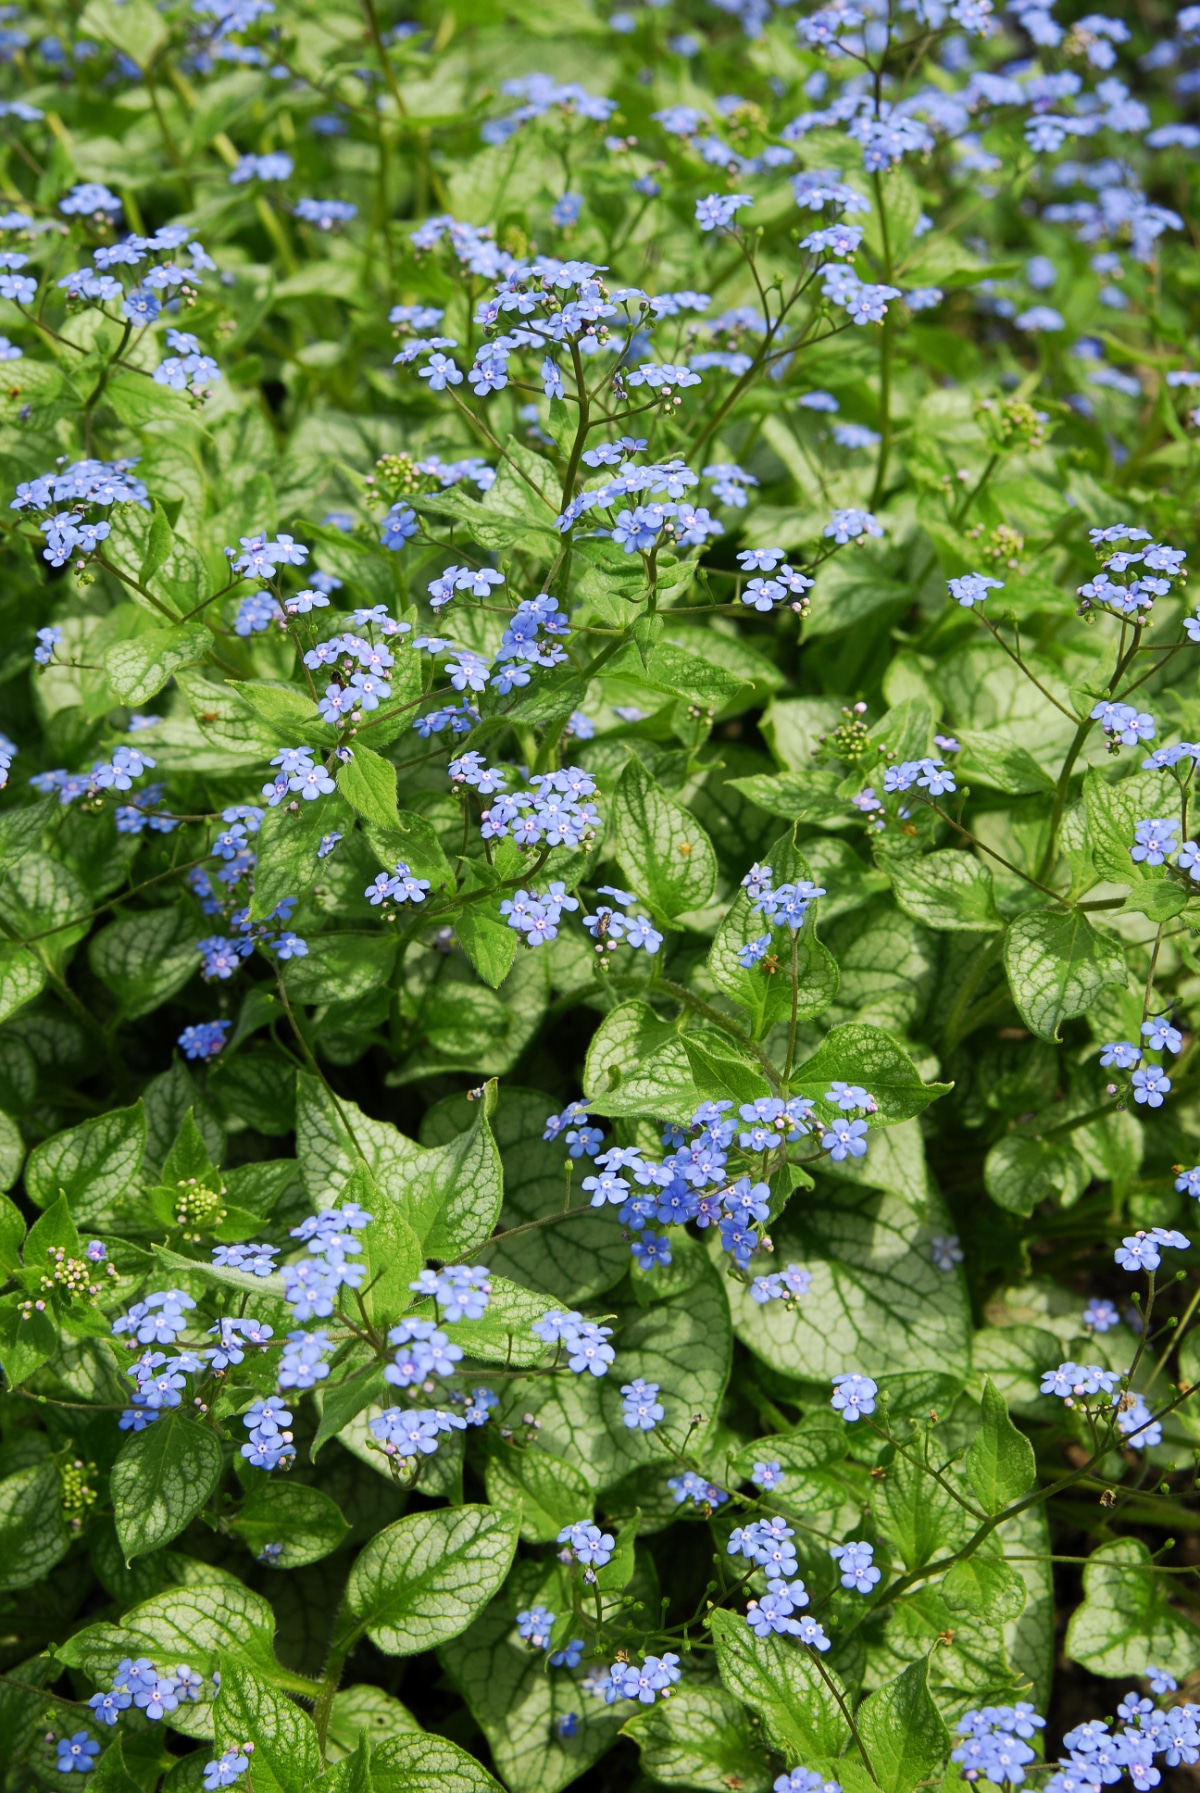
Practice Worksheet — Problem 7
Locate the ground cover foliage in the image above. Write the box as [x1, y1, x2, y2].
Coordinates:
[3, 0, 1200, 1788]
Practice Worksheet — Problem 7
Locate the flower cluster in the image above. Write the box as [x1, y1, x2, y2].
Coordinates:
[501, 883, 580, 948]
[746, 1577, 829, 1648]
[597, 1653, 681, 1704]
[741, 861, 827, 934]
[241, 1396, 295, 1470]
[728, 1514, 799, 1578]
[531, 1306, 615, 1376]
[952, 1704, 1047, 1786]
[86, 1657, 208, 1728]
[582, 886, 664, 958]
[1078, 531, 1187, 618]
[365, 861, 432, 913]
[829, 1540, 880, 1593]
[558, 1519, 616, 1580]
[13, 456, 149, 577]
[667, 1470, 729, 1508]
[31, 744, 160, 807]
[750, 1263, 813, 1304]
[1090, 698, 1157, 749]
[281, 1203, 372, 1319]
[368, 1404, 469, 1461]
[456, 759, 601, 851]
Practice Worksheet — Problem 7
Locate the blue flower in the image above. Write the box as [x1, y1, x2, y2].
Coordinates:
[1130, 818, 1178, 865]
[830, 1539, 880, 1592]
[695, 193, 753, 231]
[745, 1575, 809, 1637]
[1142, 1015, 1183, 1053]
[630, 1231, 672, 1271]
[948, 572, 1004, 608]
[517, 1605, 555, 1646]
[821, 1118, 869, 1161]
[203, 1749, 251, 1789]
[620, 1378, 663, 1430]
[177, 1020, 230, 1060]
[830, 1372, 877, 1420]
[56, 1733, 101, 1773]
[1131, 1066, 1170, 1107]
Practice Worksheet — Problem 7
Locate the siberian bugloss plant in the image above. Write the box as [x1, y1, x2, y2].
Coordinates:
[3, 0, 1200, 1789]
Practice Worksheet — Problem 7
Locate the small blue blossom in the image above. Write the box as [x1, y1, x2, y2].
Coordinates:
[831, 1373, 877, 1420]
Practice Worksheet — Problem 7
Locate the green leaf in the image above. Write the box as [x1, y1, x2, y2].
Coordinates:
[483, 1438, 594, 1543]
[790, 1023, 951, 1125]
[364, 813, 456, 896]
[728, 1412, 848, 1484]
[966, 1380, 1037, 1514]
[0, 1289, 59, 1385]
[584, 1000, 760, 1124]
[1083, 765, 1176, 885]
[111, 1413, 223, 1560]
[356, 1181, 424, 1328]
[230, 680, 329, 745]
[0, 1460, 72, 1590]
[0, 1110, 23, 1201]
[89, 908, 205, 1019]
[610, 757, 717, 918]
[726, 1186, 971, 1380]
[323, 1740, 376, 1793]
[346, 1506, 519, 1655]
[103, 621, 210, 705]
[708, 834, 839, 1037]
[983, 1131, 1088, 1217]
[24, 1101, 146, 1222]
[214, 1658, 322, 1793]
[521, 1250, 731, 1487]
[79, 0, 168, 66]
[24, 1191, 81, 1262]
[954, 728, 1056, 795]
[340, 746, 402, 829]
[0, 1189, 22, 1272]
[440, 1602, 625, 1793]
[284, 933, 399, 1006]
[604, 637, 747, 712]
[0, 797, 52, 874]
[373, 1734, 505, 1793]
[624, 1684, 771, 1793]
[942, 1554, 1028, 1624]
[879, 1447, 972, 1569]
[0, 942, 45, 1025]
[295, 1073, 421, 1206]
[709, 1607, 850, 1760]
[727, 768, 846, 821]
[229, 1480, 351, 1567]
[89, 1738, 146, 1793]
[249, 801, 342, 921]
[454, 900, 518, 989]
[55, 1567, 279, 1736]
[411, 1081, 504, 1256]
[855, 1658, 950, 1793]
[175, 670, 291, 767]
[420, 1088, 628, 1303]
[327, 1684, 421, 1759]
[1003, 910, 1126, 1042]
[1065, 1538, 1200, 1679]
[106, 371, 193, 427]
[310, 1357, 387, 1462]
[1123, 881, 1190, 923]
[881, 849, 1002, 932]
